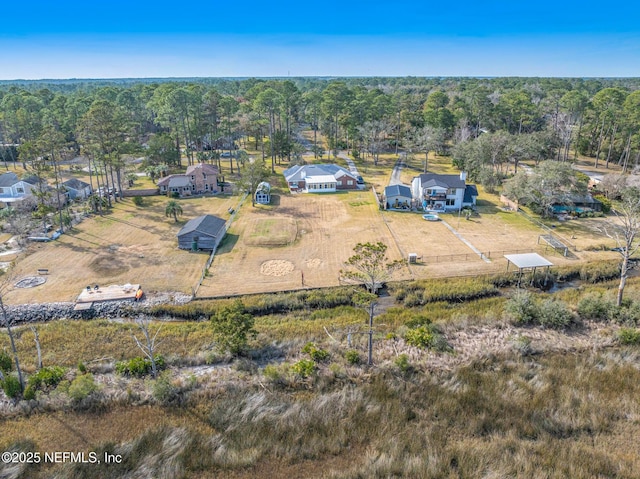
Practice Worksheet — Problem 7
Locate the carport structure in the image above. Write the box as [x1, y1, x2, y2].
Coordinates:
[504, 253, 554, 287]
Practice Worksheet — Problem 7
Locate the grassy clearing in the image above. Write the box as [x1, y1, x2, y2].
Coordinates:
[245, 217, 297, 246]
[4, 194, 240, 304]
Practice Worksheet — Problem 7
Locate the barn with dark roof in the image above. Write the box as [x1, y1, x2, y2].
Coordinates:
[177, 214, 227, 251]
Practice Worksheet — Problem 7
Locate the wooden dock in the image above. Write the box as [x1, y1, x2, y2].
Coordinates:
[76, 284, 141, 304]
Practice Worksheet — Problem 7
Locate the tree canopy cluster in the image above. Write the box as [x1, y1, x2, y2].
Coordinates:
[1, 76, 639, 220]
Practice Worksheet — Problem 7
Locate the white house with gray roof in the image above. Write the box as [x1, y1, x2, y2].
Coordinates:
[283, 164, 359, 193]
[411, 172, 478, 212]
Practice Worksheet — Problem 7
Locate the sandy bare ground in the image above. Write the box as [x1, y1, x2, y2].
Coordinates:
[197, 191, 409, 297]
[3, 195, 239, 305]
[198, 189, 618, 297]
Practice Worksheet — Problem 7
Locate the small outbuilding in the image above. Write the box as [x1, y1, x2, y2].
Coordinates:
[255, 182, 271, 204]
[384, 184, 413, 210]
[63, 178, 93, 200]
[177, 214, 227, 251]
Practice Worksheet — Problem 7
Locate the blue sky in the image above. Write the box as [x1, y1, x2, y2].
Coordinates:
[1, 0, 639, 79]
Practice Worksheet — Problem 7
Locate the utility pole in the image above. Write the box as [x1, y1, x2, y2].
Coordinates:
[368, 301, 376, 366]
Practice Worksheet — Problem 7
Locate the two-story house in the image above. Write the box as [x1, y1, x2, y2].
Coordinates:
[411, 172, 478, 212]
[158, 163, 219, 197]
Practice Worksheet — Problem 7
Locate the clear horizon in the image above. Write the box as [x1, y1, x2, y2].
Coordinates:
[1, 0, 638, 80]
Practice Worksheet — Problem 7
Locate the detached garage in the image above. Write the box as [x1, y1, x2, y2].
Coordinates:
[177, 214, 227, 251]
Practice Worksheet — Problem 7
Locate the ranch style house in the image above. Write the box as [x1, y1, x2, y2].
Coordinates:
[283, 164, 359, 193]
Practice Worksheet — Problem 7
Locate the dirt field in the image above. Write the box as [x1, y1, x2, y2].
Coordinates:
[197, 191, 409, 297]
[2, 162, 620, 303]
[3, 195, 240, 304]
[197, 184, 620, 298]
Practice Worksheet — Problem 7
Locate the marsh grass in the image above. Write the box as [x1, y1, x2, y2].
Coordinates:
[7, 350, 640, 478]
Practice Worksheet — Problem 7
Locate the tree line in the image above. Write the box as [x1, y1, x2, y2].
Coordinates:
[1, 77, 639, 210]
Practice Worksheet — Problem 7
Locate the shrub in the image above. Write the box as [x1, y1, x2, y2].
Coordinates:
[618, 328, 640, 345]
[211, 300, 256, 355]
[511, 335, 533, 356]
[115, 355, 166, 377]
[302, 342, 330, 363]
[2, 375, 22, 399]
[133, 196, 144, 206]
[68, 373, 98, 401]
[610, 302, 640, 325]
[405, 314, 432, 329]
[593, 194, 611, 213]
[394, 354, 412, 374]
[344, 350, 361, 365]
[504, 290, 539, 325]
[291, 359, 316, 378]
[0, 351, 12, 373]
[577, 294, 613, 321]
[152, 372, 180, 406]
[404, 326, 435, 349]
[77, 361, 87, 374]
[538, 299, 573, 329]
[27, 366, 66, 391]
[263, 363, 290, 385]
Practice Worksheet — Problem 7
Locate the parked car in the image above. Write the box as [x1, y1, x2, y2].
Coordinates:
[357, 176, 364, 185]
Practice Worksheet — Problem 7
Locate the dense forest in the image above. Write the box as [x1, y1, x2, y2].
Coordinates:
[1, 76, 639, 203]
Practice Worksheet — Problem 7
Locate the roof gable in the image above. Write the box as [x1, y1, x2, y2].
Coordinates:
[63, 178, 90, 190]
[185, 163, 218, 176]
[177, 214, 226, 238]
[417, 173, 466, 189]
[384, 184, 412, 198]
[0, 172, 18, 187]
[284, 164, 353, 182]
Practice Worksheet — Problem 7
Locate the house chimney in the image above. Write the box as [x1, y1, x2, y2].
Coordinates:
[460, 171, 467, 181]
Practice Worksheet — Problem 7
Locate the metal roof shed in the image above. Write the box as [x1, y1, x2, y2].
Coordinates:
[504, 253, 554, 287]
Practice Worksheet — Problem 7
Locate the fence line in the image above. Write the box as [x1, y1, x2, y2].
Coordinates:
[192, 192, 248, 298]
[516, 208, 577, 251]
[420, 248, 538, 264]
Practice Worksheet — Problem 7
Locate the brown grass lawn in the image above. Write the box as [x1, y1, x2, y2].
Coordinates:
[197, 190, 409, 297]
[3, 195, 241, 304]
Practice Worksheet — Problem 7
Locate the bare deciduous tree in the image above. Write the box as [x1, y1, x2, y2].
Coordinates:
[131, 315, 163, 379]
[600, 187, 640, 306]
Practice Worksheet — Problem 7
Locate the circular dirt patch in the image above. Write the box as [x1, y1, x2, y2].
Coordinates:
[89, 255, 130, 276]
[305, 258, 323, 268]
[260, 260, 295, 277]
[15, 276, 46, 288]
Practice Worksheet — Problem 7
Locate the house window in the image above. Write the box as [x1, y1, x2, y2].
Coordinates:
[337, 180, 342, 186]
[0, 188, 4, 194]
[191, 175, 195, 181]
[205, 184, 209, 190]
[425, 189, 432, 196]
[16, 187, 24, 193]
[447, 188, 456, 195]
[446, 199, 456, 206]
[347, 180, 353, 185]
[192, 184, 195, 191]
[203, 174, 207, 179]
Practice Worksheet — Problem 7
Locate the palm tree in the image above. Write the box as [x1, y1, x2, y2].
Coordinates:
[165, 200, 183, 222]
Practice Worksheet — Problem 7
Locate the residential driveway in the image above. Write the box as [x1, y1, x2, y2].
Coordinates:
[337, 151, 365, 189]
[389, 155, 406, 186]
